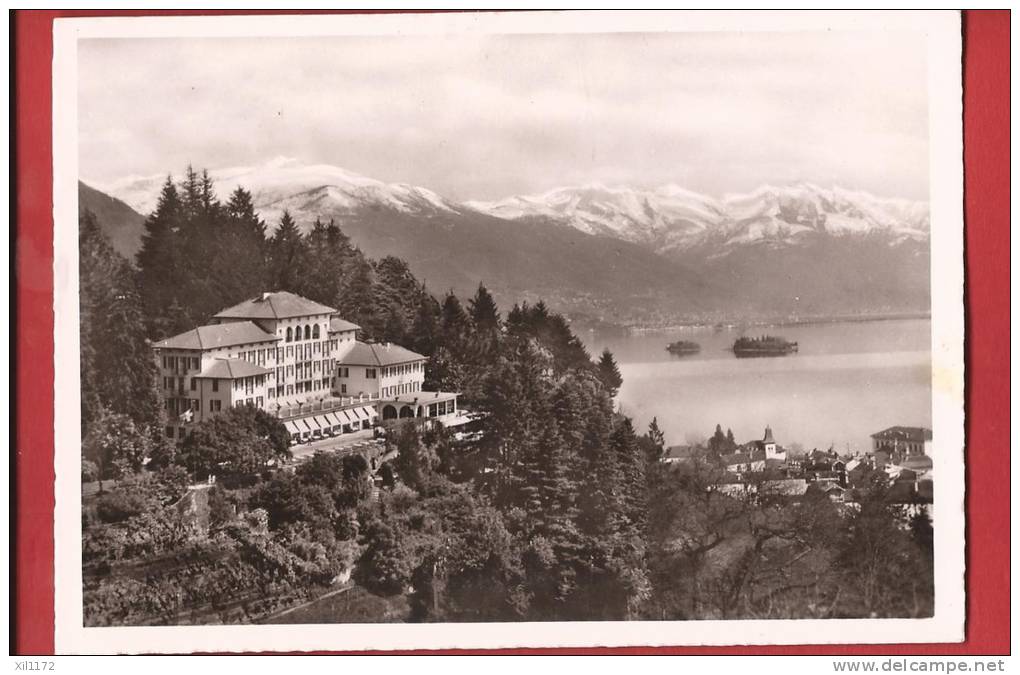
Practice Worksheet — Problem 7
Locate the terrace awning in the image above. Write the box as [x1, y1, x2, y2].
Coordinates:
[283, 420, 302, 436]
[353, 405, 377, 420]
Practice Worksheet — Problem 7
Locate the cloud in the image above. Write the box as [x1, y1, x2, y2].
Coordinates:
[78, 30, 929, 200]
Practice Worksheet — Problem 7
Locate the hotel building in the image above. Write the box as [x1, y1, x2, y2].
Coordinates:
[153, 291, 461, 444]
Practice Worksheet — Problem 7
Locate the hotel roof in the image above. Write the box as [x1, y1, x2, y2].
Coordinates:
[337, 340, 426, 367]
[153, 321, 280, 351]
[197, 358, 273, 380]
[329, 317, 361, 333]
[214, 291, 337, 320]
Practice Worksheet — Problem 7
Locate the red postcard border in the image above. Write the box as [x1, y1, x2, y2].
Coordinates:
[12, 9, 1010, 655]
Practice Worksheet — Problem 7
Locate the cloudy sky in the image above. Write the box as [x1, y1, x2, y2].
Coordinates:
[79, 30, 929, 201]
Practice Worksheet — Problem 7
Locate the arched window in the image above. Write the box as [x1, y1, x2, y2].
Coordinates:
[286, 327, 293, 342]
[304, 325, 311, 340]
[313, 324, 320, 339]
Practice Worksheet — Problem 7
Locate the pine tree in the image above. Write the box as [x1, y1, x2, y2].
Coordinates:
[336, 254, 378, 337]
[610, 417, 646, 529]
[708, 424, 728, 455]
[596, 348, 623, 397]
[648, 418, 665, 452]
[136, 176, 183, 337]
[468, 283, 501, 336]
[222, 186, 268, 300]
[302, 218, 352, 306]
[409, 292, 441, 356]
[267, 211, 306, 292]
[439, 292, 470, 349]
[80, 211, 162, 432]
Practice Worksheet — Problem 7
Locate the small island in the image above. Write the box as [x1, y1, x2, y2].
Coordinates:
[732, 335, 799, 358]
[666, 339, 701, 355]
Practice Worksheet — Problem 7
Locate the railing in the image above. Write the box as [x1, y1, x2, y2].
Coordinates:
[272, 393, 380, 419]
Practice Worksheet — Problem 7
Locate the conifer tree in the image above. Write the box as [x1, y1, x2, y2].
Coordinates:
[610, 417, 646, 529]
[222, 186, 268, 300]
[336, 254, 378, 336]
[266, 211, 306, 293]
[439, 292, 470, 348]
[468, 283, 501, 336]
[596, 348, 624, 397]
[80, 211, 162, 432]
[136, 176, 183, 337]
[409, 292, 441, 356]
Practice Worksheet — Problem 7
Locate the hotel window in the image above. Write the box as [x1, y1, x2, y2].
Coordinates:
[287, 385, 294, 395]
[256, 396, 264, 408]
[366, 368, 376, 379]
[162, 356, 167, 368]
[190, 379, 197, 391]
[313, 324, 320, 339]
[286, 327, 293, 342]
[314, 341, 320, 354]
[304, 325, 311, 340]
[212, 380, 219, 393]
[286, 346, 294, 358]
[341, 384, 347, 394]
[192, 357, 200, 370]
[210, 399, 221, 413]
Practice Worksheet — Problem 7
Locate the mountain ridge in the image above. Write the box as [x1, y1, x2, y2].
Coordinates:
[83, 158, 931, 324]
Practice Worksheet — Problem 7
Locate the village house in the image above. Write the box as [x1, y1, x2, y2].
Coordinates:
[720, 426, 788, 475]
[870, 426, 932, 462]
[152, 291, 462, 444]
[661, 445, 699, 464]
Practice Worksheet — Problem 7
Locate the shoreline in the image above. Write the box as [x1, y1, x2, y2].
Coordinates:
[620, 311, 931, 335]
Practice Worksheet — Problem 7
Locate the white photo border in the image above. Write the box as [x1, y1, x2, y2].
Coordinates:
[52, 9, 965, 654]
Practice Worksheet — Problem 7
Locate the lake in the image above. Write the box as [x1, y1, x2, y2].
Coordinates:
[581, 318, 932, 454]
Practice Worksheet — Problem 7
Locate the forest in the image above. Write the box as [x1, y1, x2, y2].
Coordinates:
[80, 167, 934, 625]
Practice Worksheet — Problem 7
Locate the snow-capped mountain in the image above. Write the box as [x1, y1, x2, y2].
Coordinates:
[465, 184, 729, 252]
[91, 157, 461, 229]
[82, 159, 931, 322]
[93, 158, 928, 255]
[468, 182, 930, 254]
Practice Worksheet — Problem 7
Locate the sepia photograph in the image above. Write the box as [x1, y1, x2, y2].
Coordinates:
[49, 10, 966, 653]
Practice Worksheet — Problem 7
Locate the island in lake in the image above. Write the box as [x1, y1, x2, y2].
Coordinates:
[732, 335, 799, 358]
[666, 339, 701, 356]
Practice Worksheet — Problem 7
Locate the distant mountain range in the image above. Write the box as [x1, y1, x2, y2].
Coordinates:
[81, 158, 931, 325]
[467, 182, 930, 255]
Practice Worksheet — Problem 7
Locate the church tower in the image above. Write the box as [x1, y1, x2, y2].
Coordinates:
[763, 425, 780, 458]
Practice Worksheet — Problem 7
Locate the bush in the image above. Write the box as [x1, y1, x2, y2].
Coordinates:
[82, 460, 100, 483]
[96, 488, 149, 523]
[207, 485, 236, 529]
[249, 473, 337, 532]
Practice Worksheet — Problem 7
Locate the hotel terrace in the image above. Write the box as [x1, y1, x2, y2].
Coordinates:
[152, 291, 462, 444]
